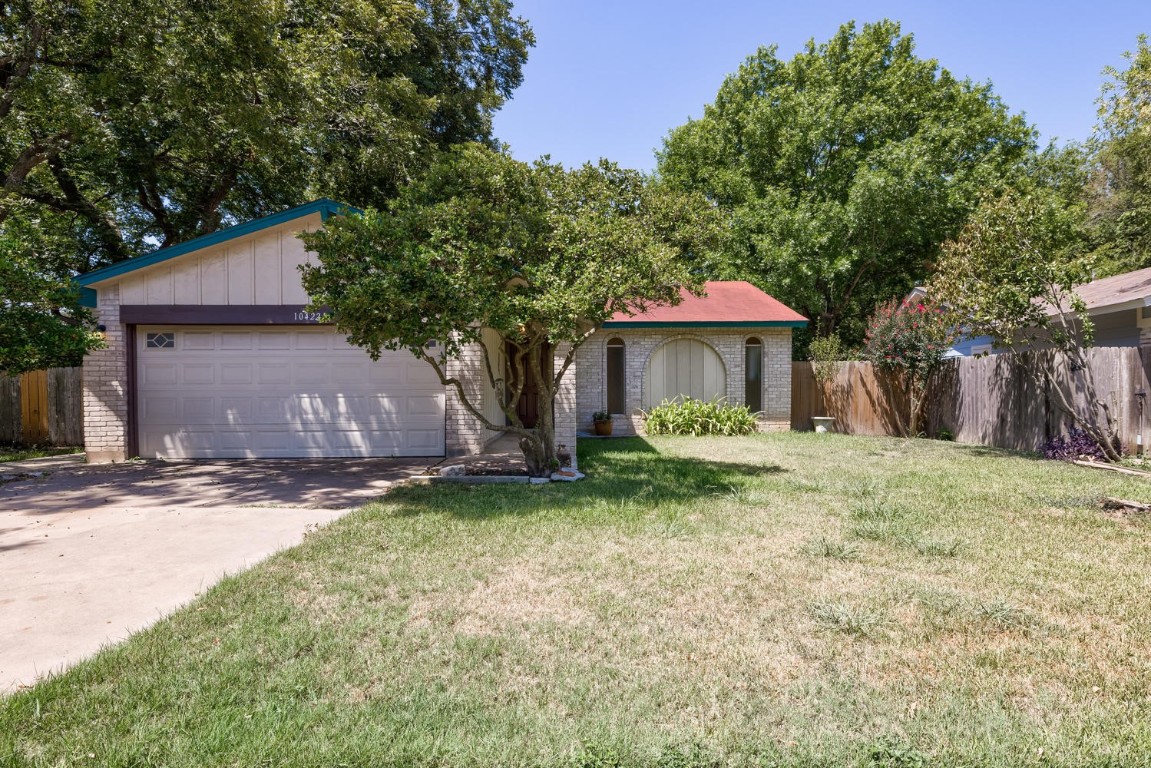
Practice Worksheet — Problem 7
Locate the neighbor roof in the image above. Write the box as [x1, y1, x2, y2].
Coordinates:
[1063, 266, 1151, 314]
[603, 280, 808, 328]
[76, 198, 358, 305]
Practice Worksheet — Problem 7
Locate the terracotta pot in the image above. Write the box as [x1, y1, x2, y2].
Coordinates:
[594, 420, 613, 436]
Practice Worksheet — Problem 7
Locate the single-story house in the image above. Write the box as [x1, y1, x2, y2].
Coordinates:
[911, 266, 1151, 358]
[77, 201, 807, 463]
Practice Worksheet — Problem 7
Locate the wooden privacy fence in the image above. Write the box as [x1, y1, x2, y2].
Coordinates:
[0, 368, 84, 446]
[792, 347, 1151, 454]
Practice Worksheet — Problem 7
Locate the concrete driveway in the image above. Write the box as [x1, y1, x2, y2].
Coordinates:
[0, 454, 433, 693]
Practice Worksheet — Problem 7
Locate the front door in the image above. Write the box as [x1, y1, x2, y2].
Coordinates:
[505, 342, 552, 428]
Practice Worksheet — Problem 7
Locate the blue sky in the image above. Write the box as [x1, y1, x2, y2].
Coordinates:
[492, 1, 1151, 172]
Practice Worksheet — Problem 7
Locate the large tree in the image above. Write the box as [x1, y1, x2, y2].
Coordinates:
[929, 186, 1121, 459]
[0, 0, 532, 370]
[1089, 33, 1151, 275]
[657, 20, 1034, 352]
[300, 143, 721, 475]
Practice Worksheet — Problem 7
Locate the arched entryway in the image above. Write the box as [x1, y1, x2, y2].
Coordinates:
[644, 338, 726, 408]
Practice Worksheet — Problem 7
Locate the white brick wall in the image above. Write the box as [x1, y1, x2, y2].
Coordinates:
[83, 286, 129, 462]
[574, 327, 794, 435]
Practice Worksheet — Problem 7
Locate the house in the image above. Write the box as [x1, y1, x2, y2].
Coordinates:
[77, 201, 806, 463]
[574, 282, 807, 435]
[914, 266, 1151, 358]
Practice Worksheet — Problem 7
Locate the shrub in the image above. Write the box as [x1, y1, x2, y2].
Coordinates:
[808, 332, 846, 384]
[644, 398, 758, 436]
[861, 298, 955, 437]
[1040, 428, 1114, 461]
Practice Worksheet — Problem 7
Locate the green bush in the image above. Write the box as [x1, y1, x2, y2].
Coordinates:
[643, 398, 758, 436]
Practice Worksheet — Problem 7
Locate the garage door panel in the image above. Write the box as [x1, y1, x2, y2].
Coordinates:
[144, 364, 178, 386]
[182, 364, 215, 385]
[369, 365, 403, 386]
[220, 332, 253, 350]
[142, 397, 179, 422]
[257, 396, 294, 422]
[138, 327, 445, 458]
[293, 362, 329, 386]
[294, 334, 329, 350]
[258, 363, 291, 385]
[258, 332, 291, 350]
[220, 363, 253, 385]
[183, 398, 214, 422]
[407, 394, 444, 416]
[183, 332, 214, 350]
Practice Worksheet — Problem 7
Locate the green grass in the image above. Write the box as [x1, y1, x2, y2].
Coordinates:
[3, 433, 1151, 766]
[0, 445, 81, 463]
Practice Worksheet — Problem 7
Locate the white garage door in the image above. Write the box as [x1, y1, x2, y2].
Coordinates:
[136, 326, 445, 459]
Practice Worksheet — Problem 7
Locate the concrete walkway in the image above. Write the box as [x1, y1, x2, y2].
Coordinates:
[0, 455, 430, 693]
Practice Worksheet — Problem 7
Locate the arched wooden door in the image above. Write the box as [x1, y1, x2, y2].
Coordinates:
[644, 338, 725, 408]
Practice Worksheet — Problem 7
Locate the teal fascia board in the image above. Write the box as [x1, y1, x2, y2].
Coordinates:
[76, 198, 361, 287]
[601, 320, 809, 329]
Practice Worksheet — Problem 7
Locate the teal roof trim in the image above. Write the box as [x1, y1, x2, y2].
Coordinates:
[601, 320, 809, 329]
[76, 199, 360, 287]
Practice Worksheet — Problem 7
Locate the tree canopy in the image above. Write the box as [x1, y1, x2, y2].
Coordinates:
[300, 143, 721, 474]
[657, 20, 1035, 351]
[929, 186, 1121, 458]
[1089, 33, 1151, 275]
[0, 0, 532, 371]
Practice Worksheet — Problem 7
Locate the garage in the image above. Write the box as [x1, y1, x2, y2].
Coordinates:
[136, 326, 445, 459]
[72, 199, 473, 463]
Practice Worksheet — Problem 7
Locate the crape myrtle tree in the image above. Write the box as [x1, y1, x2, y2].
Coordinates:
[861, 297, 954, 437]
[300, 143, 722, 476]
[930, 186, 1122, 460]
[657, 20, 1035, 353]
[0, 0, 532, 368]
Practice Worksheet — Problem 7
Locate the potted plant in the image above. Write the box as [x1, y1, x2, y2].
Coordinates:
[592, 410, 613, 436]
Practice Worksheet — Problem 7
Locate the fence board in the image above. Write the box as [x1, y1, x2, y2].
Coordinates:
[794, 347, 1151, 454]
[20, 369, 48, 444]
[0, 373, 19, 444]
[48, 367, 84, 446]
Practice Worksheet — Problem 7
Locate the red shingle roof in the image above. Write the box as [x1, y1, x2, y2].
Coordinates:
[605, 281, 808, 326]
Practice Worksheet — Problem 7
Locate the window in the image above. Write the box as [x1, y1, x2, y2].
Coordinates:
[744, 337, 763, 413]
[606, 338, 626, 414]
[146, 332, 175, 349]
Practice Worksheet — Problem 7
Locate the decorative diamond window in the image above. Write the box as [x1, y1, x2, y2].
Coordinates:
[146, 332, 175, 349]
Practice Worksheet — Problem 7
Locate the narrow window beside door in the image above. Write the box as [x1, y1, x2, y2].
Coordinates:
[745, 338, 762, 413]
[606, 338, 626, 414]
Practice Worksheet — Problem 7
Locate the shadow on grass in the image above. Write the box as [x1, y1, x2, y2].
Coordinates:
[387, 437, 787, 520]
[947, 443, 1042, 460]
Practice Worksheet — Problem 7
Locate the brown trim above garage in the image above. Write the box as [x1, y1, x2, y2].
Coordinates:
[119, 305, 332, 325]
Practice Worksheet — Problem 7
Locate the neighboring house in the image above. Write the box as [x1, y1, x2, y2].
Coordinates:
[77, 202, 807, 463]
[912, 266, 1151, 358]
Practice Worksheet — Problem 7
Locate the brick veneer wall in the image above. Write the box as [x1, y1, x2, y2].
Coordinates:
[83, 286, 129, 462]
[574, 327, 793, 435]
[445, 338, 486, 457]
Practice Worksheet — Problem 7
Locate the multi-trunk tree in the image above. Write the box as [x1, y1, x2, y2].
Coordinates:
[300, 143, 721, 475]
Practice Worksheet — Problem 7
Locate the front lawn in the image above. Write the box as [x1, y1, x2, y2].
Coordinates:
[4, 435, 1150, 766]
